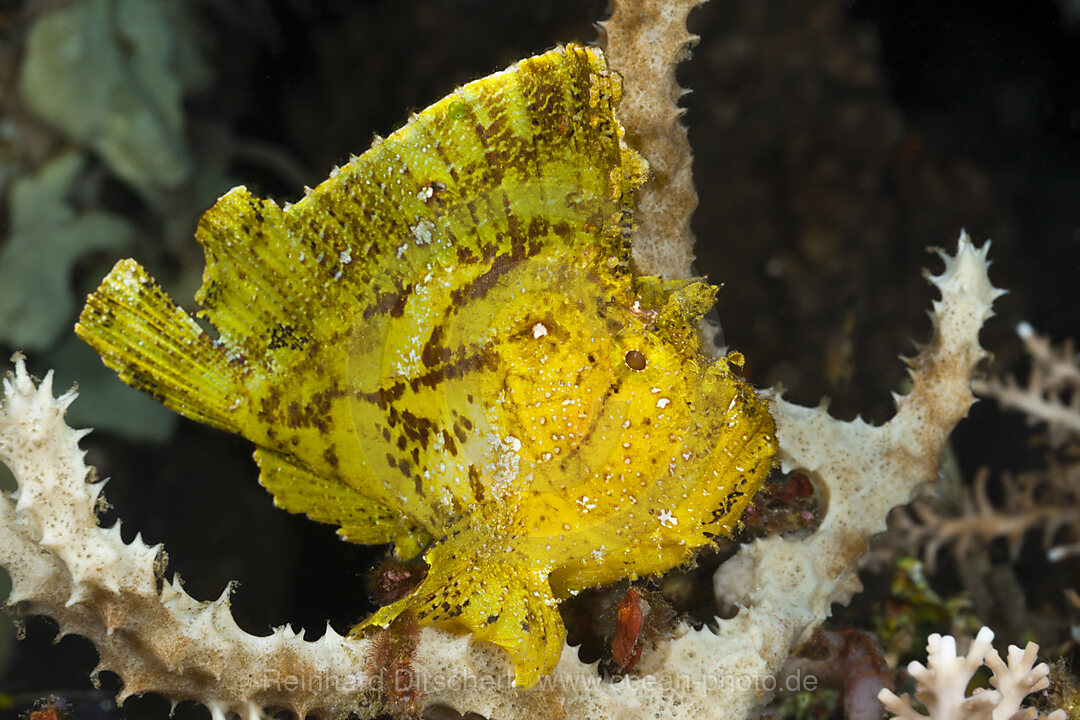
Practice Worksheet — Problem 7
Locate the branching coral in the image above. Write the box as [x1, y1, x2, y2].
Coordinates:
[704, 234, 1002, 720]
[977, 323, 1080, 447]
[892, 466, 1080, 571]
[878, 626, 1064, 720]
[0, 355, 364, 720]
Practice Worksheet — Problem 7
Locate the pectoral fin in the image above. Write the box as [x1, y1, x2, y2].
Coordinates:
[354, 536, 564, 688]
[253, 448, 429, 557]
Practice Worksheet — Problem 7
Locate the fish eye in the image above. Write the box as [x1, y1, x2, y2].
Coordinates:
[624, 349, 647, 371]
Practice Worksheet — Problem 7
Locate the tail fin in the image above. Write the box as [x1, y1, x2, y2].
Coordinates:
[76, 259, 242, 433]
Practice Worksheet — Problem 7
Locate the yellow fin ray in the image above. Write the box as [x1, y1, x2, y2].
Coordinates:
[76, 259, 242, 432]
[253, 448, 428, 555]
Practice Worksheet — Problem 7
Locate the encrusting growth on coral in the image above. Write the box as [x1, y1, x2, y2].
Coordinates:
[779, 628, 893, 720]
[879, 627, 1065, 720]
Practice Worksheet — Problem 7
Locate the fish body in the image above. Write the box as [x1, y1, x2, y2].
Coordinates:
[76, 44, 776, 687]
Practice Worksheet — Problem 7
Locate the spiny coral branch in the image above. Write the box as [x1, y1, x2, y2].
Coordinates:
[710, 232, 1005, 720]
[0, 232, 1004, 720]
[878, 626, 1065, 720]
[0, 231, 1007, 720]
[598, 0, 703, 280]
[0, 355, 368, 720]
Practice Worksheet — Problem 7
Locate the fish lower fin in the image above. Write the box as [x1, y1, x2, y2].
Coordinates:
[254, 448, 428, 556]
[354, 535, 565, 688]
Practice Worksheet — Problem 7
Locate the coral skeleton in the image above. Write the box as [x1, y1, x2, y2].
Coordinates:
[598, 0, 702, 280]
[878, 627, 1065, 720]
[893, 465, 1080, 570]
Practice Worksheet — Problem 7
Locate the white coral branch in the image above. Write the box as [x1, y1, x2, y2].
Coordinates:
[0, 355, 370, 720]
[710, 232, 1005, 719]
[878, 627, 1064, 720]
[599, 0, 703, 280]
[1013, 322, 1080, 393]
